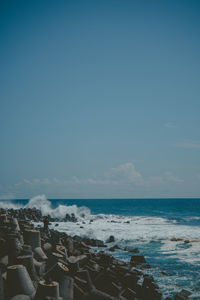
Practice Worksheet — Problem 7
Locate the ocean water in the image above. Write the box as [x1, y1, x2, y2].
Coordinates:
[1, 195, 200, 299]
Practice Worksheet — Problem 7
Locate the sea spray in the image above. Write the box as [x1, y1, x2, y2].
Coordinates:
[0, 195, 91, 221]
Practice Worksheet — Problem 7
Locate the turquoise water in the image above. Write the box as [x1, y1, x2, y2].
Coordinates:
[1, 197, 200, 299]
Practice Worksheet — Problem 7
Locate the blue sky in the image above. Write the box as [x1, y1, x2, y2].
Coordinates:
[0, 0, 200, 199]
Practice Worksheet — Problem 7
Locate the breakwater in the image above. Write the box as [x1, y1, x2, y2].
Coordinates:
[0, 207, 192, 300]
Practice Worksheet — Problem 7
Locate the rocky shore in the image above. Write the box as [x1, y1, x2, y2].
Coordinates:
[0, 208, 192, 300]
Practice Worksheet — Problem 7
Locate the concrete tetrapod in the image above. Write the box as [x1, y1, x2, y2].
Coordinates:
[10, 218, 20, 232]
[35, 280, 60, 300]
[6, 265, 35, 299]
[44, 262, 73, 300]
[79, 270, 114, 300]
[9, 295, 31, 300]
[33, 247, 48, 262]
[0, 269, 4, 300]
[7, 234, 22, 265]
[24, 230, 41, 249]
[16, 255, 38, 282]
[21, 245, 32, 256]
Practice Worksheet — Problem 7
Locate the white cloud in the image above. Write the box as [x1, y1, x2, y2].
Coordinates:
[0, 163, 186, 199]
[105, 162, 144, 185]
[164, 172, 184, 183]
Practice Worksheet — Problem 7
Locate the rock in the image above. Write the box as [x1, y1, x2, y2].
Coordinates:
[124, 247, 139, 253]
[184, 240, 190, 244]
[65, 213, 77, 223]
[109, 245, 120, 252]
[174, 289, 192, 300]
[107, 236, 115, 243]
[130, 255, 146, 265]
[170, 237, 183, 242]
[161, 271, 168, 276]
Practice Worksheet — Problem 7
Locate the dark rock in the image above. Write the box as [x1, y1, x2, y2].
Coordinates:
[65, 213, 77, 223]
[161, 271, 168, 276]
[107, 236, 115, 243]
[174, 289, 192, 300]
[124, 247, 139, 253]
[109, 245, 120, 252]
[130, 255, 146, 265]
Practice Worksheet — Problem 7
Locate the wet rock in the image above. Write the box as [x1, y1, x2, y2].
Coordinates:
[65, 213, 77, 223]
[109, 245, 120, 252]
[130, 255, 146, 265]
[174, 289, 192, 300]
[161, 271, 168, 276]
[170, 237, 184, 242]
[124, 247, 139, 253]
[107, 236, 115, 243]
[184, 240, 190, 244]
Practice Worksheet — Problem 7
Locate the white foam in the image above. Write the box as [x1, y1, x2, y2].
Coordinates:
[0, 195, 91, 221]
[0, 201, 23, 209]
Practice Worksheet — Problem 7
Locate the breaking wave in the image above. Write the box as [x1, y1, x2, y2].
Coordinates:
[0, 195, 91, 220]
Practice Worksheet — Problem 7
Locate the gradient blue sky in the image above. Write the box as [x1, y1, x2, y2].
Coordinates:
[0, 0, 200, 199]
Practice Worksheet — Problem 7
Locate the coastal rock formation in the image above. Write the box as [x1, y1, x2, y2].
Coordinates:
[0, 208, 192, 300]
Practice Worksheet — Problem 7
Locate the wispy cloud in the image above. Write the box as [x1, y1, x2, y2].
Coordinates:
[164, 172, 184, 183]
[105, 162, 144, 185]
[175, 141, 200, 149]
[164, 122, 177, 128]
[0, 163, 186, 199]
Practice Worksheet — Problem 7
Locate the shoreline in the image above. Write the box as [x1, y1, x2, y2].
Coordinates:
[0, 207, 192, 300]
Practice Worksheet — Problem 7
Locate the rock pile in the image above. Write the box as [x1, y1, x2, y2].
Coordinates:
[0, 209, 192, 300]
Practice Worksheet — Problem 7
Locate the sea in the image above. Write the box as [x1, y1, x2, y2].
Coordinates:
[0, 195, 200, 299]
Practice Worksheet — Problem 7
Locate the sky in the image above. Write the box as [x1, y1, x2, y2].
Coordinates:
[0, 0, 200, 199]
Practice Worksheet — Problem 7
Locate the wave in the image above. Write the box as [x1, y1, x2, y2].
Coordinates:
[0, 195, 91, 221]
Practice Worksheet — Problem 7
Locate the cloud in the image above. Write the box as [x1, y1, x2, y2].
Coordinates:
[175, 141, 200, 149]
[164, 122, 177, 128]
[164, 172, 184, 183]
[105, 163, 144, 185]
[0, 163, 186, 199]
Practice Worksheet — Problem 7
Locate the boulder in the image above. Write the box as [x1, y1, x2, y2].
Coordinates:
[130, 255, 146, 265]
[107, 236, 115, 243]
